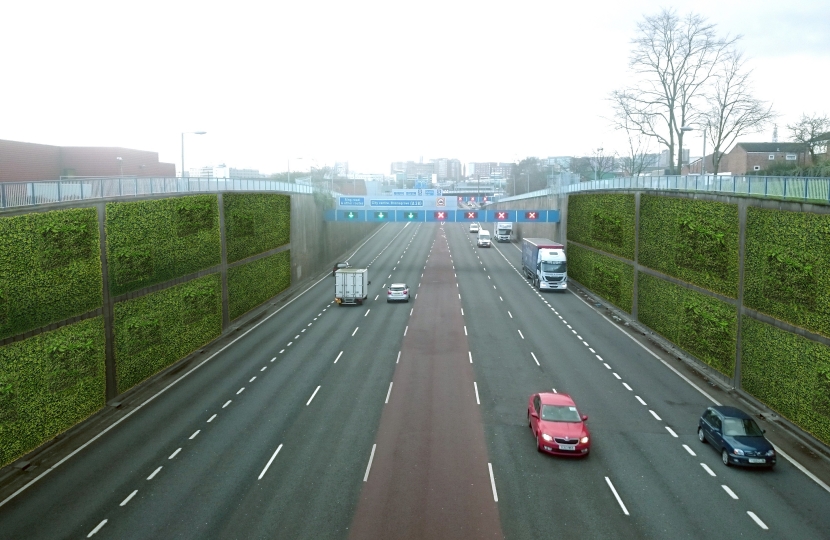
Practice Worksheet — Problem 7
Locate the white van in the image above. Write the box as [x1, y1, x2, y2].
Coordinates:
[477, 229, 491, 248]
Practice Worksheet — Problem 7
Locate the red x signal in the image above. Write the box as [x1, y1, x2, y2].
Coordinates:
[466, 212, 477, 219]
[496, 212, 507, 220]
[525, 211, 538, 220]
[434, 211, 446, 220]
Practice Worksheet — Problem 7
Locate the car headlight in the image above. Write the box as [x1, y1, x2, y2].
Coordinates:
[733, 448, 745, 456]
[580, 436, 589, 444]
[541, 433, 553, 442]
[766, 449, 776, 457]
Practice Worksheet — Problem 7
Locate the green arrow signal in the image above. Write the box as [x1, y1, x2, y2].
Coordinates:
[348, 212, 355, 219]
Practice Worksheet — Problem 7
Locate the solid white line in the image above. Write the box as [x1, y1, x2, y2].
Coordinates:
[119, 490, 137, 507]
[237, 387, 245, 395]
[469, 351, 473, 363]
[189, 430, 200, 440]
[701, 463, 717, 476]
[147, 466, 162, 480]
[683, 444, 697, 456]
[613, 373, 621, 379]
[363, 444, 377, 482]
[404, 326, 408, 336]
[508, 311, 513, 318]
[623, 383, 633, 391]
[772, 444, 830, 494]
[605, 477, 630, 516]
[334, 351, 343, 364]
[396, 351, 401, 363]
[207, 414, 217, 422]
[665, 426, 678, 438]
[747, 511, 768, 530]
[306, 386, 321, 406]
[474, 382, 480, 404]
[87, 519, 107, 537]
[168, 448, 182, 459]
[649, 410, 662, 421]
[364, 309, 370, 317]
[531, 352, 540, 366]
[352, 327, 359, 336]
[258, 444, 283, 480]
[722, 485, 739, 499]
[518, 330, 524, 339]
[385, 382, 393, 403]
[222, 400, 231, 408]
[488, 463, 499, 502]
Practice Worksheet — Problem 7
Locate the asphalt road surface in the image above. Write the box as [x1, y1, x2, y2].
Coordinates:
[0, 222, 829, 540]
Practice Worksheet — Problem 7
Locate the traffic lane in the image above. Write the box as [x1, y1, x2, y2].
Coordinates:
[72, 296, 370, 539]
[514, 269, 830, 535]
[451, 228, 640, 537]
[0, 294, 347, 539]
[456, 236, 772, 532]
[349, 224, 503, 540]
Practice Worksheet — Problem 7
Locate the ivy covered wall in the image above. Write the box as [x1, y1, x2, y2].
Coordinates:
[0, 208, 102, 340]
[228, 251, 291, 321]
[567, 193, 635, 260]
[224, 193, 290, 263]
[566, 243, 634, 313]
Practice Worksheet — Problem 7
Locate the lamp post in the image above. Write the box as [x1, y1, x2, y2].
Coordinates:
[594, 148, 604, 181]
[680, 126, 703, 175]
[181, 131, 207, 178]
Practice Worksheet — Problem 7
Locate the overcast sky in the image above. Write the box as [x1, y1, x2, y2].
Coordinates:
[2, 0, 827, 176]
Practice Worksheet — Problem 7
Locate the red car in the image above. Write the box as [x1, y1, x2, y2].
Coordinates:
[528, 392, 590, 457]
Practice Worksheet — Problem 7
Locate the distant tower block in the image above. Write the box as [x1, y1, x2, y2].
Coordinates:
[772, 124, 779, 143]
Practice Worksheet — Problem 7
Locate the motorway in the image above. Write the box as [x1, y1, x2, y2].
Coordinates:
[0, 222, 829, 539]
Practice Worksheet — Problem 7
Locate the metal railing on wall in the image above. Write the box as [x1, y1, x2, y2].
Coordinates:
[492, 174, 830, 204]
[0, 177, 320, 210]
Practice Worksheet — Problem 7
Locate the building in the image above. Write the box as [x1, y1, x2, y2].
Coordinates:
[390, 160, 436, 185]
[429, 158, 462, 181]
[718, 143, 810, 175]
[334, 162, 349, 176]
[0, 139, 176, 182]
[467, 162, 515, 182]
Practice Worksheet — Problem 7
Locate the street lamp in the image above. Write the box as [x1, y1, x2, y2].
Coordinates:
[681, 125, 707, 176]
[594, 148, 604, 181]
[181, 131, 207, 178]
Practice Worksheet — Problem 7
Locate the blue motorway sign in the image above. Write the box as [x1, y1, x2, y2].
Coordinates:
[396, 210, 423, 221]
[427, 210, 455, 222]
[339, 197, 365, 206]
[324, 209, 559, 223]
[458, 210, 480, 221]
[392, 190, 419, 196]
[487, 210, 515, 222]
[340, 210, 365, 221]
[371, 199, 424, 207]
[369, 210, 395, 222]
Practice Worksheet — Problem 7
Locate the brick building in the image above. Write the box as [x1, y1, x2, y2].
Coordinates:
[0, 139, 176, 182]
[685, 142, 811, 175]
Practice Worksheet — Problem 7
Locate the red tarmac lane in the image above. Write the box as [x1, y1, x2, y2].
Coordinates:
[349, 225, 503, 540]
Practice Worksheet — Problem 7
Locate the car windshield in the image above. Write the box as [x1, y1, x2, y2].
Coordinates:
[540, 405, 582, 422]
[541, 261, 566, 273]
[723, 418, 764, 437]
[391, 286, 406, 292]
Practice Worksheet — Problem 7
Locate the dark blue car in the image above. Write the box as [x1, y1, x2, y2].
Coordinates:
[698, 406, 776, 468]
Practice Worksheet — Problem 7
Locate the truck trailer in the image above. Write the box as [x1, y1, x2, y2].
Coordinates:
[495, 222, 513, 242]
[521, 238, 567, 291]
[335, 268, 369, 305]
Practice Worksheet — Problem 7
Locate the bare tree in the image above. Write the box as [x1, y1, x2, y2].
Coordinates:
[610, 9, 737, 173]
[703, 50, 775, 174]
[618, 112, 655, 176]
[787, 113, 830, 163]
[588, 148, 617, 181]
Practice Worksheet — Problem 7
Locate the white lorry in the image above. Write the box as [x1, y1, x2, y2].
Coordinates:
[521, 238, 567, 291]
[495, 222, 513, 242]
[335, 268, 369, 305]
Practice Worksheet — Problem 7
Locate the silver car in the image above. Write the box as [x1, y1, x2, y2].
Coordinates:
[387, 283, 410, 303]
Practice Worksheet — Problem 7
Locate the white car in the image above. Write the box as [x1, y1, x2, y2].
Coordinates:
[387, 283, 410, 303]
[469, 223, 480, 233]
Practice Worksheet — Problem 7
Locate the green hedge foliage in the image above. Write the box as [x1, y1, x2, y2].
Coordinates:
[637, 272, 736, 376]
[0, 208, 102, 340]
[224, 193, 290, 263]
[638, 194, 739, 298]
[744, 207, 830, 338]
[741, 317, 830, 445]
[567, 193, 636, 260]
[113, 274, 222, 393]
[567, 244, 633, 313]
[228, 251, 291, 320]
[106, 196, 221, 296]
[0, 317, 106, 466]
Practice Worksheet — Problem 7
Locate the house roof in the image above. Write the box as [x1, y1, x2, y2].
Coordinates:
[735, 142, 806, 153]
